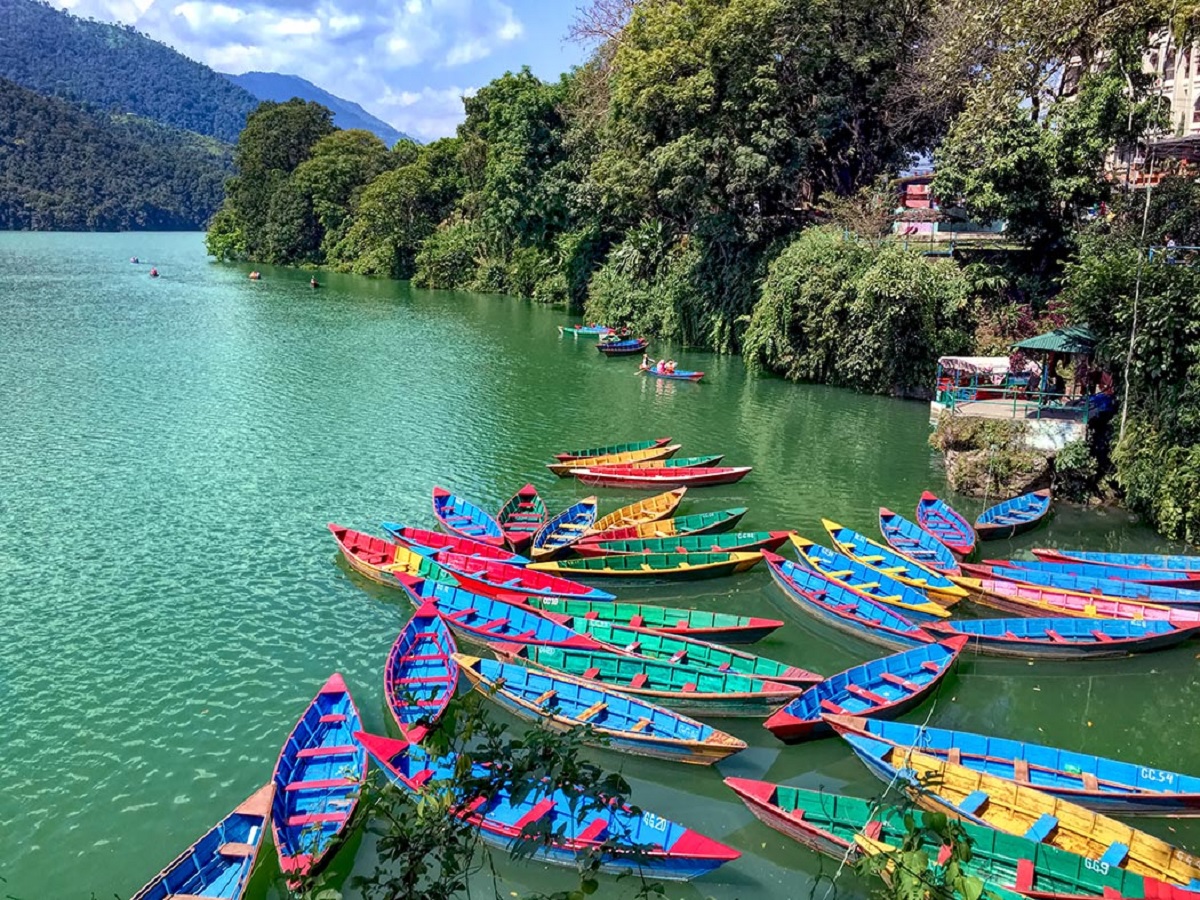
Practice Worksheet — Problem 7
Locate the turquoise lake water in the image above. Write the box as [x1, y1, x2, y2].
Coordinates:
[1, 232, 1197, 899]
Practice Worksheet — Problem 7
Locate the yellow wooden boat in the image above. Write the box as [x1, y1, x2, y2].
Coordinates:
[586, 488, 687, 536]
[823, 518, 967, 603]
[545, 444, 681, 477]
[887, 747, 1200, 887]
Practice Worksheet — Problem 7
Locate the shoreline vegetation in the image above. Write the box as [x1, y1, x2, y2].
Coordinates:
[206, 0, 1199, 545]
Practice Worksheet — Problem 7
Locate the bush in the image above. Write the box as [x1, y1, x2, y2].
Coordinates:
[413, 219, 483, 289]
[929, 415, 1027, 453]
[1052, 439, 1098, 502]
[1114, 419, 1200, 543]
[584, 240, 700, 342]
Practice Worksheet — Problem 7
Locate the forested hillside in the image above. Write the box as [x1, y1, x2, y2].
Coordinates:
[0, 78, 231, 230]
[0, 0, 257, 142]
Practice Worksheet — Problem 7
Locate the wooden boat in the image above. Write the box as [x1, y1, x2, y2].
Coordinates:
[1013, 556, 1200, 589]
[545, 445, 680, 478]
[586, 488, 687, 536]
[762, 551, 932, 651]
[824, 519, 967, 602]
[916, 491, 977, 557]
[826, 714, 1200, 817]
[423, 549, 617, 602]
[431, 486, 505, 547]
[570, 618, 822, 685]
[789, 535, 952, 620]
[271, 673, 367, 888]
[627, 454, 726, 469]
[1031, 548, 1200, 574]
[384, 603, 459, 742]
[975, 489, 1053, 540]
[844, 742, 1200, 889]
[329, 524, 461, 588]
[493, 643, 803, 716]
[380, 523, 530, 565]
[131, 784, 273, 900]
[529, 551, 763, 582]
[762, 637, 967, 743]
[558, 323, 614, 338]
[522, 596, 783, 643]
[597, 337, 649, 354]
[639, 364, 704, 382]
[456, 654, 747, 764]
[577, 507, 748, 544]
[923, 616, 1200, 660]
[355, 730, 739, 879]
[574, 530, 793, 558]
[394, 574, 604, 650]
[978, 561, 1200, 605]
[878, 507, 960, 575]
[554, 437, 671, 461]
[569, 465, 753, 490]
[724, 777, 1186, 900]
[956, 573, 1200, 626]
[495, 483, 546, 554]
[530, 497, 599, 560]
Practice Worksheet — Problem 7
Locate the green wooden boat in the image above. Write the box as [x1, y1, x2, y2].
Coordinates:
[522, 597, 783, 644]
[492, 643, 803, 716]
[529, 551, 763, 582]
[626, 454, 725, 469]
[573, 530, 793, 559]
[576, 507, 748, 545]
[553, 437, 670, 461]
[575, 619, 821, 686]
[725, 777, 1178, 900]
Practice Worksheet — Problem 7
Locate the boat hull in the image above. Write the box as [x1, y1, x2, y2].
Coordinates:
[578, 507, 748, 544]
[524, 596, 783, 644]
[570, 466, 752, 489]
[924, 618, 1200, 660]
[975, 489, 1052, 541]
[916, 491, 977, 557]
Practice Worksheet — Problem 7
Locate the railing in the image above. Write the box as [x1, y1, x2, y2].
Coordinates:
[936, 383, 1099, 425]
[1147, 244, 1200, 264]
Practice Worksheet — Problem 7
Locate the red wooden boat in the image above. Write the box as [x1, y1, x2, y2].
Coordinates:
[421, 550, 616, 603]
[381, 523, 529, 565]
[568, 465, 752, 490]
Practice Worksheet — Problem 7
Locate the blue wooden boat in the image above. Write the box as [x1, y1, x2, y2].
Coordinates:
[394, 573, 604, 650]
[639, 364, 704, 382]
[1012, 556, 1200, 589]
[457, 654, 747, 764]
[381, 523, 530, 565]
[530, 496, 598, 561]
[763, 637, 967, 743]
[825, 519, 967, 601]
[923, 616, 1200, 660]
[916, 491, 977, 557]
[789, 536, 952, 621]
[975, 489, 1052, 541]
[968, 562, 1200, 607]
[431, 486, 506, 547]
[597, 337, 649, 355]
[355, 730, 740, 880]
[385, 603, 459, 742]
[878, 508, 961, 575]
[1032, 548, 1200, 574]
[825, 715, 1200, 817]
[131, 784, 273, 900]
[272, 673, 367, 888]
[762, 551, 931, 651]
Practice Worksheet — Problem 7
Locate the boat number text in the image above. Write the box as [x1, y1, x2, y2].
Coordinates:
[1140, 768, 1175, 784]
[642, 812, 667, 831]
[1084, 859, 1110, 875]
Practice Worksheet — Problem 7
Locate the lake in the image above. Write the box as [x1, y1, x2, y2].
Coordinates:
[1, 232, 1196, 899]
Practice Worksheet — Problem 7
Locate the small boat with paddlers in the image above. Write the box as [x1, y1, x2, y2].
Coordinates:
[963, 562, 1200, 607]
[570, 618, 821, 685]
[522, 596, 783, 644]
[762, 552, 933, 651]
[975, 488, 1053, 540]
[762, 637, 967, 743]
[1031, 548, 1200, 574]
[495, 483, 546, 554]
[553, 437, 672, 461]
[639, 363, 704, 382]
[573, 531, 793, 558]
[456, 654, 747, 765]
[578, 507, 748, 544]
[878, 507, 961, 575]
[923, 616, 1200, 660]
[1013, 556, 1200, 588]
[530, 496, 599, 561]
[419, 548, 616, 603]
[380, 523, 530, 565]
[271, 673, 367, 889]
[330, 523, 464, 587]
[431, 486, 505, 547]
[916, 491, 977, 557]
[384, 603, 459, 742]
[558, 323, 614, 338]
[569, 465, 752, 490]
[824, 518, 967, 602]
[130, 784, 273, 900]
[956, 572, 1200, 625]
[789, 535, 952, 620]
[586, 488, 687, 536]
[826, 714, 1200, 817]
[545, 444, 681, 477]
[597, 337, 650, 355]
[355, 730, 740, 880]
[493, 643, 803, 716]
[530, 551, 763, 582]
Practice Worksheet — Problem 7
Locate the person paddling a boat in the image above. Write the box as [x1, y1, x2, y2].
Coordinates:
[641, 353, 652, 369]
[310, 277, 319, 288]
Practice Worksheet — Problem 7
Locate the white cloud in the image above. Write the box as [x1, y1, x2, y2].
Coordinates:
[266, 16, 321, 36]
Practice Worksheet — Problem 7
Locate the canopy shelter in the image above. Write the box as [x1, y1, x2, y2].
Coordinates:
[1012, 325, 1097, 355]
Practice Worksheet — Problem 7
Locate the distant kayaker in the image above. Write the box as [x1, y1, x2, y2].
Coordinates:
[149, 267, 159, 278]
[310, 277, 319, 288]
[641, 353, 652, 369]
[130, 256, 139, 264]
[249, 271, 261, 280]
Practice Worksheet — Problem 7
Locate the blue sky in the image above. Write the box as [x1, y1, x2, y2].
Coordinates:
[53, 0, 589, 140]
